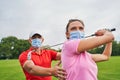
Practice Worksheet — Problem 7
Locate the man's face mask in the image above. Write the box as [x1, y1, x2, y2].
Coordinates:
[70, 31, 85, 40]
[31, 38, 42, 48]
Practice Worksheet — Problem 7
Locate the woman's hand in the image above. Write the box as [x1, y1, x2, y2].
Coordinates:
[95, 29, 107, 36]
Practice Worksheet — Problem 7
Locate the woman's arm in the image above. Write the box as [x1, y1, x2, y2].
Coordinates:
[77, 29, 114, 53]
[91, 42, 112, 62]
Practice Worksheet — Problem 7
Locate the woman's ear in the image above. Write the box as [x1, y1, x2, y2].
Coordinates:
[66, 32, 70, 39]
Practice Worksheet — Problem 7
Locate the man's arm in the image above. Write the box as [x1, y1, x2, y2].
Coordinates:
[23, 60, 53, 76]
[23, 60, 66, 78]
[56, 52, 61, 60]
[91, 42, 112, 62]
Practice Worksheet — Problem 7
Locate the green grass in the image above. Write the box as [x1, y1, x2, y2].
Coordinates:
[97, 56, 120, 80]
[0, 56, 120, 80]
[0, 59, 25, 80]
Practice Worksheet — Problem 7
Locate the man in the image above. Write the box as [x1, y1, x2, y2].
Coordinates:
[61, 19, 114, 80]
[19, 31, 66, 80]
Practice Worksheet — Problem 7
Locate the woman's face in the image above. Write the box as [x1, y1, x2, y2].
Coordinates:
[66, 21, 84, 39]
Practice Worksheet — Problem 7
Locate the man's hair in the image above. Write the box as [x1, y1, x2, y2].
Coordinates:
[66, 19, 85, 32]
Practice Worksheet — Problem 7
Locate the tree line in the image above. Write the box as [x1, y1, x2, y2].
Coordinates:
[0, 36, 120, 59]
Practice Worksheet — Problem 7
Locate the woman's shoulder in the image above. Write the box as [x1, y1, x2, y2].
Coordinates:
[64, 39, 80, 45]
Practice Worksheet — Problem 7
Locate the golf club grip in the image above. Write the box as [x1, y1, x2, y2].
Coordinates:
[110, 28, 116, 31]
[89, 28, 116, 37]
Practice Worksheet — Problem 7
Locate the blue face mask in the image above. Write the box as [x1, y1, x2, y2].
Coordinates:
[70, 31, 85, 40]
[32, 38, 42, 48]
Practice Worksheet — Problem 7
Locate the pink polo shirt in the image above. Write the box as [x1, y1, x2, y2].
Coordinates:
[61, 39, 98, 80]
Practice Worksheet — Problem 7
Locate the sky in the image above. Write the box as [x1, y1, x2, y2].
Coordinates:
[0, 0, 120, 49]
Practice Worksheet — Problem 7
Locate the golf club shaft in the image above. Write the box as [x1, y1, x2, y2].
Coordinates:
[47, 28, 116, 48]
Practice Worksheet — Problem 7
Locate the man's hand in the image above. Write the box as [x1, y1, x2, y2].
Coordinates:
[51, 61, 67, 80]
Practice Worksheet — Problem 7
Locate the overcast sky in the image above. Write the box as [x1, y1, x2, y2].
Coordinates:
[0, 0, 120, 49]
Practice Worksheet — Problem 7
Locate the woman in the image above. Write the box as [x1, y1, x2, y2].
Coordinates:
[61, 19, 114, 80]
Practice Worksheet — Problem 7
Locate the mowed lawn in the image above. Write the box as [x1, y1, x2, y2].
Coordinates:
[0, 56, 120, 80]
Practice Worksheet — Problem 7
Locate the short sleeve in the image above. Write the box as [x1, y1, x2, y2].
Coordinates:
[19, 51, 27, 67]
[62, 39, 80, 56]
[48, 50, 57, 60]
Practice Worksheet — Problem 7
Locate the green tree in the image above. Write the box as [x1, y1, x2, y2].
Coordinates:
[112, 41, 120, 56]
[0, 36, 18, 59]
[88, 41, 120, 56]
[0, 36, 30, 59]
[12, 39, 30, 59]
